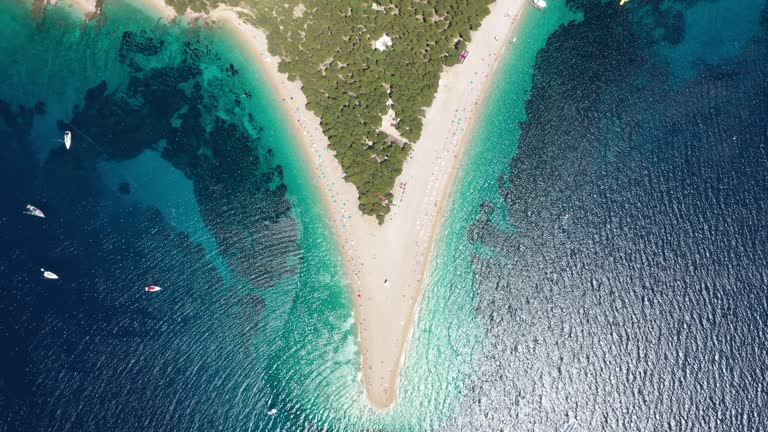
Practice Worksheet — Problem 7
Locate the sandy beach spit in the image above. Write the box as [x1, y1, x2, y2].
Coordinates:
[208, 0, 530, 410]
[64, 0, 529, 410]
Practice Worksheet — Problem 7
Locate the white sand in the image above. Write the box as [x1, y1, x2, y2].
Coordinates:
[63, 0, 174, 19]
[209, 1, 531, 410]
[64, 0, 96, 14]
[64, 0, 529, 410]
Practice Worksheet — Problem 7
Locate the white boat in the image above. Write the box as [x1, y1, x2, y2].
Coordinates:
[145, 285, 162, 292]
[266, 409, 277, 416]
[64, 131, 72, 150]
[41, 268, 59, 279]
[24, 204, 45, 218]
[530, 0, 547, 10]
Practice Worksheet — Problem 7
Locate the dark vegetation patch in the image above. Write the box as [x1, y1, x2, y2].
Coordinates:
[67, 30, 300, 287]
[163, 0, 495, 223]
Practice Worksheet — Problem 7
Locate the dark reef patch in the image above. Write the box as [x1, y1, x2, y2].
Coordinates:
[120, 29, 164, 58]
[68, 30, 299, 287]
[0, 20, 301, 432]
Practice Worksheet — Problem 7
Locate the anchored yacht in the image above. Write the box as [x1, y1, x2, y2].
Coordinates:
[41, 269, 59, 279]
[24, 204, 45, 218]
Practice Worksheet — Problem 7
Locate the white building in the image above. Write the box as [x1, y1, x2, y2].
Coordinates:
[374, 34, 393, 51]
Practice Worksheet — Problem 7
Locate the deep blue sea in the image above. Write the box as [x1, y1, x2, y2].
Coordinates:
[1, 0, 767, 431]
[438, 0, 768, 430]
[0, 2, 320, 431]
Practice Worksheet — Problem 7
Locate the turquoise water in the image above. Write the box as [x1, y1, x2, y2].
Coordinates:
[0, 1, 569, 429]
[660, 0, 765, 81]
[16, 0, 765, 431]
[396, 3, 581, 429]
[262, 4, 580, 430]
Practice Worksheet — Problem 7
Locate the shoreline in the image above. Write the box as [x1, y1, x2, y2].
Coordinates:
[61, 0, 175, 20]
[62, 0, 530, 410]
[211, 2, 530, 408]
[352, 0, 529, 409]
[244, 0, 530, 409]
[396, 2, 530, 393]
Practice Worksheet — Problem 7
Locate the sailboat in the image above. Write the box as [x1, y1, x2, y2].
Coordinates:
[63, 131, 72, 150]
[24, 204, 45, 218]
[41, 268, 59, 279]
[145, 285, 162, 292]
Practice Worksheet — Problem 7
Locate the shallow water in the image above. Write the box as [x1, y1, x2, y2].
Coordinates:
[1, 0, 766, 431]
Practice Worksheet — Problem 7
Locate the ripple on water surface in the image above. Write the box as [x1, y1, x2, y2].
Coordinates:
[2, 0, 767, 431]
[438, 1, 768, 430]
